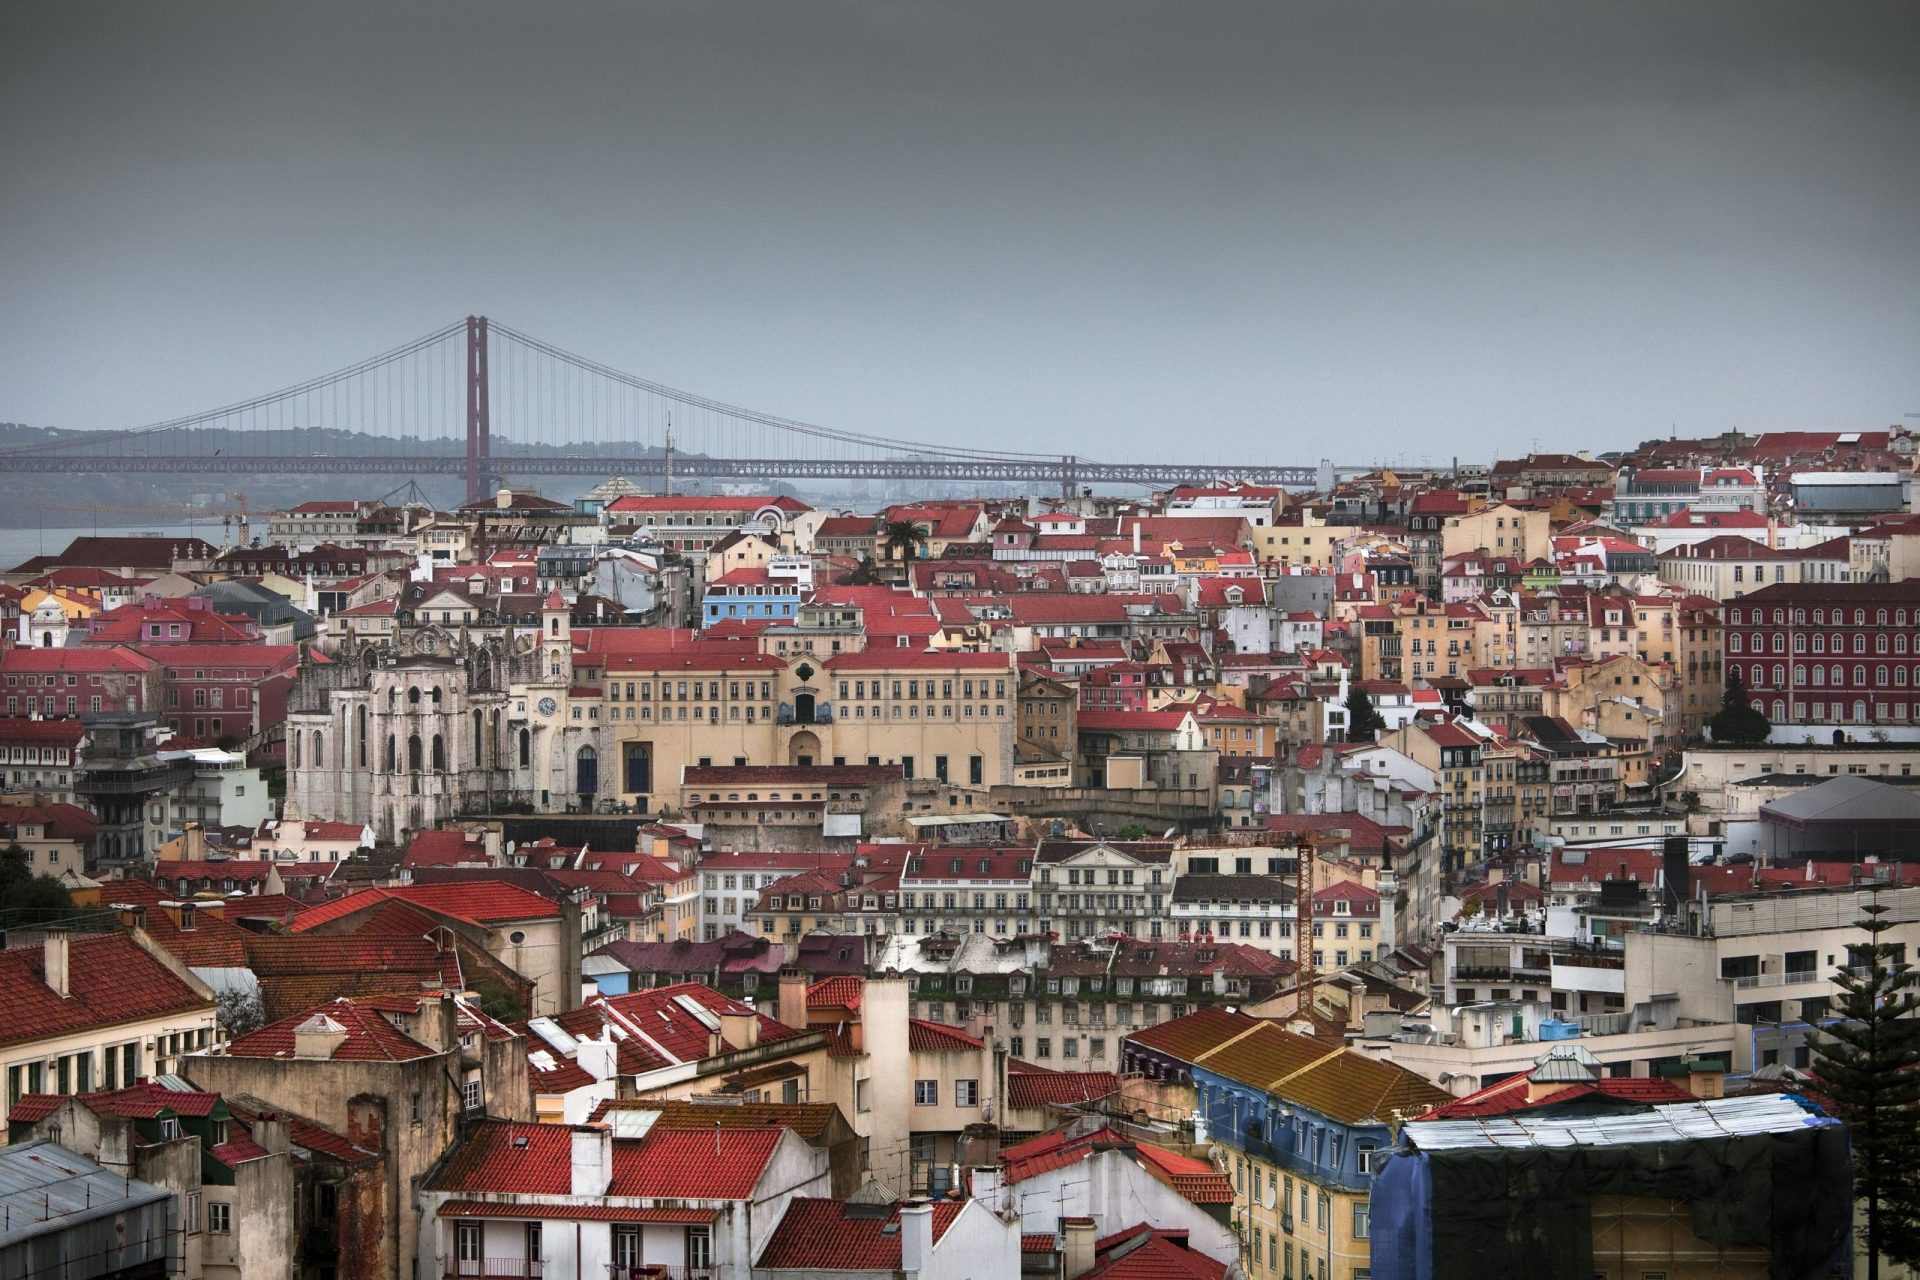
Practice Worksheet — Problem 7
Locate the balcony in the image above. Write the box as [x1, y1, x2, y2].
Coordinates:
[1730, 969, 1822, 990]
[603, 1266, 704, 1280]
[439, 1258, 546, 1278]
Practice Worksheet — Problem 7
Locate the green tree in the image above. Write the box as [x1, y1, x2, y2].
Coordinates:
[1809, 897, 1920, 1277]
[839, 554, 882, 586]
[0, 844, 77, 918]
[1344, 686, 1388, 743]
[881, 520, 928, 564]
[215, 987, 267, 1039]
[1708, 670, 1772, 744]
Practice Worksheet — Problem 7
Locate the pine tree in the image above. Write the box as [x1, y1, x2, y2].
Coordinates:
[1809, 897, 1920, 1278]
[1344, 686, 1387, 743]
[1708, 670, 1771, 744]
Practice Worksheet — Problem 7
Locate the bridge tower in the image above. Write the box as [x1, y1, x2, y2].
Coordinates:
[465, 315, 492, 504]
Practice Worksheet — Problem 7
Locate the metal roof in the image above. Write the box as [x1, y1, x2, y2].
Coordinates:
[1403, 1093, 1830, 1152]
[0, 1140, 173, 1248]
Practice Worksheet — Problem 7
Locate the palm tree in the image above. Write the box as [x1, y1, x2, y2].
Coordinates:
[881, 519, 928, 563]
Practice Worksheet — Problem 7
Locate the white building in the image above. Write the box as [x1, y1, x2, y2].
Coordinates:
[160, 748, 271, 833]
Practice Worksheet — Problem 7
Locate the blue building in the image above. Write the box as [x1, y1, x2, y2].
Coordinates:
[1189, 1021, 1447, 1280]
[701, 566, 802, 629]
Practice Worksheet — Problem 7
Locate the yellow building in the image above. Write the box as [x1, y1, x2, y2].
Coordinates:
[595, 647, 1018, 814]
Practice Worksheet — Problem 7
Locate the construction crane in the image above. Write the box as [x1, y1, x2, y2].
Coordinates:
[1294, 831, 1316, 1013]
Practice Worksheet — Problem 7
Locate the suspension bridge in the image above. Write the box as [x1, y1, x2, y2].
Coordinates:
[0, 317, 1353, 502]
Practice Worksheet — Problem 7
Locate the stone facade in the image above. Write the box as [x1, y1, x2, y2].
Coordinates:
[284, 625, 539, 842]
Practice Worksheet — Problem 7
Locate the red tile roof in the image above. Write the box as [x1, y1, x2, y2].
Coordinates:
[908, 1019, 984, 1053]
[290, 881, 560, 932]
[1006, 1071, 1120, 1111]
[433, 1201, 715, 1223]
[1082, 1226, 1226, 1280]
[613, 1126, 783, 1198]
[404, 829, 492, 868]
[426, 1120, 574, 1194]
[1132, 1142, 1236, 1205]
[220, 997, 437, 1062]
[0, 933, 213, 1051]
[1429, 1074, 1695, 1119]
[755, 1198, 967, 1270]
[10, 1080, 222, 1125]
[806, 975, 864, 1011]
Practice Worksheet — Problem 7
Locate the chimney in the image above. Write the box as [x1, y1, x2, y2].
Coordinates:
[496, 486, 513, 510]
[777, 968, 808, 1031]
[575, 1034, 617, 1083]
[252, 1112, 290, 1156]
[1062, 1217, 1097, 1280]
[899, 1201, 935, 1276]
[571, 1124, 613, 1196]
[43, 929, 69, 998]
[718, 1008, 759, 1051]
[970, 1165, 1001, 1207]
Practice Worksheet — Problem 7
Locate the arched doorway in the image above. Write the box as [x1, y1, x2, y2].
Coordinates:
[787, 730, 822, 767]
[577, 746, 599, 798]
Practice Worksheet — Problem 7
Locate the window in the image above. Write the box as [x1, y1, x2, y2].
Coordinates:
[208, 1202, 232, 1234]
[462, 1077, 482, 1111]
[955, 1079, 979, 1107]
[1353, 1202, 1370, 1240]
[186, 1191, 201, 1235]
[410, 1092, 422, 1124]
[914, 1079, 938, 1106]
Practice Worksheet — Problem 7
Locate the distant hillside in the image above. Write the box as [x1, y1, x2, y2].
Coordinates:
[0, 422, 735, 526]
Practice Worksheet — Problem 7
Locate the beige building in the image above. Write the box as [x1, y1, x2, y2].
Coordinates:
[1545, 654, 1674, 793]
[1251, 507, 1341, 572]
[1, 930, 220, 1127]
[598, 649, 1018, 815]
[1442, 501, 1550, 564]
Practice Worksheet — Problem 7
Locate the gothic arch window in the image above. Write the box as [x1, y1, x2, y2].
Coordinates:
[356, 705, 369, 767]
[431, 734, 445, 771]
[385, 735, 396, 771]
[489, 710, 501, 768]
[408, 686, 422, 706]
[430, 687, 443, 706]
[518, 728, 531, 768]
[311, 730, 324, 767]
[408, 734, 423, 773]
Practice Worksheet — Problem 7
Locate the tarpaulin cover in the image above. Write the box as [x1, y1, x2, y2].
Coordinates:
[1370, 1121, 1852, 1280]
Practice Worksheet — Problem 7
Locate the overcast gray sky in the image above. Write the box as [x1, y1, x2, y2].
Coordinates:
[3, 1, 1917, 466]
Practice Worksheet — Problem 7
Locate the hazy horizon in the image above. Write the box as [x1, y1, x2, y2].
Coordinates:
[4, 1, 1918, 467]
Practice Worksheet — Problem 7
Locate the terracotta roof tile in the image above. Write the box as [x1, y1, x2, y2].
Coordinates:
[756, 1197, 966, 1270]
[908, 1019, 984, 1053]
[1006, 1071, 1120, 1111]
[220, 996, 437, 1062]
[0, 933, 213, 1051]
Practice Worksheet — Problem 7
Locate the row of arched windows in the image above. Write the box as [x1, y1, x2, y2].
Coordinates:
[1746, 663, 1912, 690]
